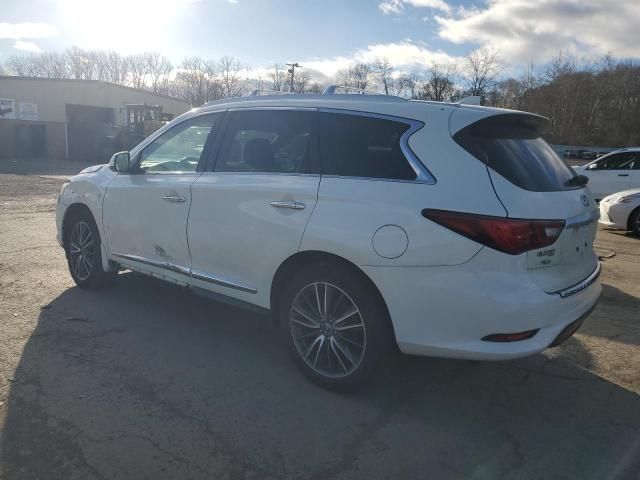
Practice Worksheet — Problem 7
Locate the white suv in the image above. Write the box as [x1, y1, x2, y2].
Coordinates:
[56, 91, 602, 389]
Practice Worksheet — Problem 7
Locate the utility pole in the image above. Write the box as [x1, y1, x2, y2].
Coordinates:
[286, 63, 301, 93]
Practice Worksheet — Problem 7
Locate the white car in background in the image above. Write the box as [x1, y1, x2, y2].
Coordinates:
[56, 90, 601, 389]
[599, 188, 640, 235]
[574, 148, 640, 200]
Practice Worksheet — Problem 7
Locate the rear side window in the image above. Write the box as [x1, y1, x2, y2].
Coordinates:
[319, 112, 417, 180]
[454, 114, 576, 192]
[215, 110, 315, 174]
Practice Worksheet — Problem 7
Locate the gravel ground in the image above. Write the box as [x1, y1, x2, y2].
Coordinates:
[0, 166, 639, 480]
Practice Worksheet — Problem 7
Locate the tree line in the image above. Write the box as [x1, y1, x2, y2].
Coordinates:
[2, 47, 639, 147]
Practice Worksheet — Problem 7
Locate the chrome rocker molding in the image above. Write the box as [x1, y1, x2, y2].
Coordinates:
[113, 253, 191, 276]
[112, 253, 257, 294]
[191, 269, 257, 294]
[552, 262, 601, 299]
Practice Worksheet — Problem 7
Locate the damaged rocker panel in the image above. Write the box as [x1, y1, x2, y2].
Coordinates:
[112, 252, 257, 294]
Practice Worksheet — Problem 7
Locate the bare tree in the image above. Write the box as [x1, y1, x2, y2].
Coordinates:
[337, 63, 371, 90]
[293, 69, 311, 93]
[372, 57, 393, 94]
[424, 63, 457, 101]
[218, 56, 245, 98]
[144, 52, 173, 93]
[544, 51, 576, 82]
[66, 47, 95, 80]
[268, 63, 287, 92]
[462, 48, 502, 99]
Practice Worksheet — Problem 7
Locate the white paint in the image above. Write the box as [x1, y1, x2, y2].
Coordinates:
[372, 225, 408, 259]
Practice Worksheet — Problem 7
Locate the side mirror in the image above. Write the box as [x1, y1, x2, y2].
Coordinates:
[111, 151, 131, 173]
[587, 163, 598, 170]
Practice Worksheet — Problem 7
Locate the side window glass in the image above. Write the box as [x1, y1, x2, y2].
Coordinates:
[214, 110, 315, 174]
[599, 153, 634, 170]
[139, 114, 220, 173]
[319, 112, 417, 180]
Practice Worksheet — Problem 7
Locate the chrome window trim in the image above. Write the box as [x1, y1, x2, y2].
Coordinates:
[318, 108, 436, 185]
[112, 253, 257, 294]
[552, 262, 601, 298]
[565, 208, 599, 229]
[191, 269, 257, 294]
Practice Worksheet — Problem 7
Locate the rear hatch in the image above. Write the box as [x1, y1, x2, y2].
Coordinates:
[452, 111, 598, 293]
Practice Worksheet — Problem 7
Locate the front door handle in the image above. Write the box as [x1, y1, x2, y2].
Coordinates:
[162, 195, 186, 203]
[270, 201, 305, 210]
[618, 174, 630, 177]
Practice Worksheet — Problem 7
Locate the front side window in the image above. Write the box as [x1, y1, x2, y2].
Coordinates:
[319, 112, 417, 180]
[139, 114, 220, 173]
[214, 110, 316, 174]
[594, 153, 635, 170]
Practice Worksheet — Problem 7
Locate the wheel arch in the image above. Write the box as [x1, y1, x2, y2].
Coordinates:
[627, 205, 640, 232]
[61, 202, 113, 271]
[61, 203, 95, 248]
[270, 250, 395, 337]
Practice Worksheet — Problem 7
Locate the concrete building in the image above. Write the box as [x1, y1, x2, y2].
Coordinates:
[0, 77, 190, 162]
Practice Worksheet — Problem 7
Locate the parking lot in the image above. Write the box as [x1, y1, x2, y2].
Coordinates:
[0, 161, 639, 479]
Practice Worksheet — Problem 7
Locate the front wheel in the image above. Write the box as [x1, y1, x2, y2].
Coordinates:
[279, 263, 393, 390]
[630, 208, 640, 236]
[65, 210, 115, 289]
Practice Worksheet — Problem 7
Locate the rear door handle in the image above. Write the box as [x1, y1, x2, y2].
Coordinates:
[162, 195, 186, 203]
[618, 174, 630, 177]
[270, 201, 305, 210]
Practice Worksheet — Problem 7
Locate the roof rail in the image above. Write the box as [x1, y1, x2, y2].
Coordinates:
[458, 96, 481, 106]
[248, 89, 291, 96]
[323, 85, 388, 96]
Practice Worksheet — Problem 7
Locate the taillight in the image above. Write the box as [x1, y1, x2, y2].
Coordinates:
[422, 209, 565, 255]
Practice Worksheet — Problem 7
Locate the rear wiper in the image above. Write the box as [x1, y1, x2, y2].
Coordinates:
[566, 174, 589, 187]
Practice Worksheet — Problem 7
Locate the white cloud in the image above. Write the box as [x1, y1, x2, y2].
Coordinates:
[436, 0, 640, 63]
[12, 40, 42, 52]
[379, 0, 450, 15]
[0, 22, 57, 40]
[302, 40, 460, 78]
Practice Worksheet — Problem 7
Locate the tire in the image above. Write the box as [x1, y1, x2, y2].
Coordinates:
[279, 262, 393, 391]
[65, 209, 116, 289]
[630, 208, 640, 236]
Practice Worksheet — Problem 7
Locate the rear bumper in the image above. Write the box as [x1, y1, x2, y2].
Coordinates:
[363, 250, 602, 361]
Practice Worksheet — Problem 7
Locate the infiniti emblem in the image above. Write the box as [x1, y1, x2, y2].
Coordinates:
[580, 194, 589, 207]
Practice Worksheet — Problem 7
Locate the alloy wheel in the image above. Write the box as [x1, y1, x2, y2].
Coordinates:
[69, 221, 95, 281]
[290, 282, 366, 378]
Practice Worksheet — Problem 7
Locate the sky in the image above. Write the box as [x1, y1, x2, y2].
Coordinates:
[1, 0, 640, 80]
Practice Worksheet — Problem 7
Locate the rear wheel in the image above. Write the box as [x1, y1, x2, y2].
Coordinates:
[65, 209, 115, 289]
[279, 262, 393, 390]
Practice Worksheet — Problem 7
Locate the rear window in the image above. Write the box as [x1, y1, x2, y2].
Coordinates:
[454, 114, 576, 192]
[319, 112, 417, 180]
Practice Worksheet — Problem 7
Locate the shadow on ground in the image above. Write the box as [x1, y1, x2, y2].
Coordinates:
[579, 284, 640, 347]
[2, 272, 639, 479]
